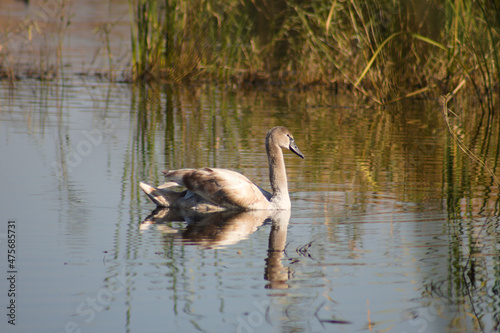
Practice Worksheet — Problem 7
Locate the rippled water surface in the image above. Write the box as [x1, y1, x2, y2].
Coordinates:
[1, 80, 500, 333]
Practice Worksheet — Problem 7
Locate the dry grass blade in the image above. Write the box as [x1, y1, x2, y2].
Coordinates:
[325, 0, 338, 35]
[354, 32, 403, 88]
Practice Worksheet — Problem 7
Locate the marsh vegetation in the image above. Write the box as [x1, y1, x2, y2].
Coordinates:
[127, 0, 500, 105]
[0, 0, 498, 105]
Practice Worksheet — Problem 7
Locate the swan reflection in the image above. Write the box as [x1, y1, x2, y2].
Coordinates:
[264, 210, 291, 289]
[141, 208, 291, 288]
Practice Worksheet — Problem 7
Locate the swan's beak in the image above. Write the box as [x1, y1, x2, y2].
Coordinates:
[289, 139, 304, 159]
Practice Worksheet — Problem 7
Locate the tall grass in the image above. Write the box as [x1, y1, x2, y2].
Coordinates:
[128, 0, 167, 80]
[128, 0, 499, 105]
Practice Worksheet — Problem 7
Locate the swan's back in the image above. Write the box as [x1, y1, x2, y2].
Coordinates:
[164, 168, 271, 210]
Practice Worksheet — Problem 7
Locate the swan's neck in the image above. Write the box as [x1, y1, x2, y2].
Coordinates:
[267, 143, 291, 209]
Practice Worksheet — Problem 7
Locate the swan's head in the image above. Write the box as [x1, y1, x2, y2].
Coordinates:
[266, 126, 304, 159]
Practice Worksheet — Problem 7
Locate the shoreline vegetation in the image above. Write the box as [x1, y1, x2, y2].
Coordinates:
[0, 0, 499, 106]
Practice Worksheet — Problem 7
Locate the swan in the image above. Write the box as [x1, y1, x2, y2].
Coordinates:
[140, 126, 304, 211]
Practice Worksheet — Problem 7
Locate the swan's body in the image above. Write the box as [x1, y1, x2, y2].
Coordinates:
[140, 126, 304, 211]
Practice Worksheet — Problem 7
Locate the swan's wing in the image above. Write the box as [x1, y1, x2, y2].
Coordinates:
[163, 168, 270, 209]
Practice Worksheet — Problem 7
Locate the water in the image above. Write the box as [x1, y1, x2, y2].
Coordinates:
[0, 79, 499, 333]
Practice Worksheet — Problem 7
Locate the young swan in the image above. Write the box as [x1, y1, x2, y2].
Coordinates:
[140, 126, 304, 211]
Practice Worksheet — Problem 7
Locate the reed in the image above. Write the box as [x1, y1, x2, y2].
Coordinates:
[128, 0, 166, 80]
[1, 0, 497, 106]
[128, 0, 499, 106]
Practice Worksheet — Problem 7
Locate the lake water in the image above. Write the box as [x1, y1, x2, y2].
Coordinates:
[1, 79, 499, 333]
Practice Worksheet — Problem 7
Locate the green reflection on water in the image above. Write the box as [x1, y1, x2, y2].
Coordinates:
[112, 83, 500, 331]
